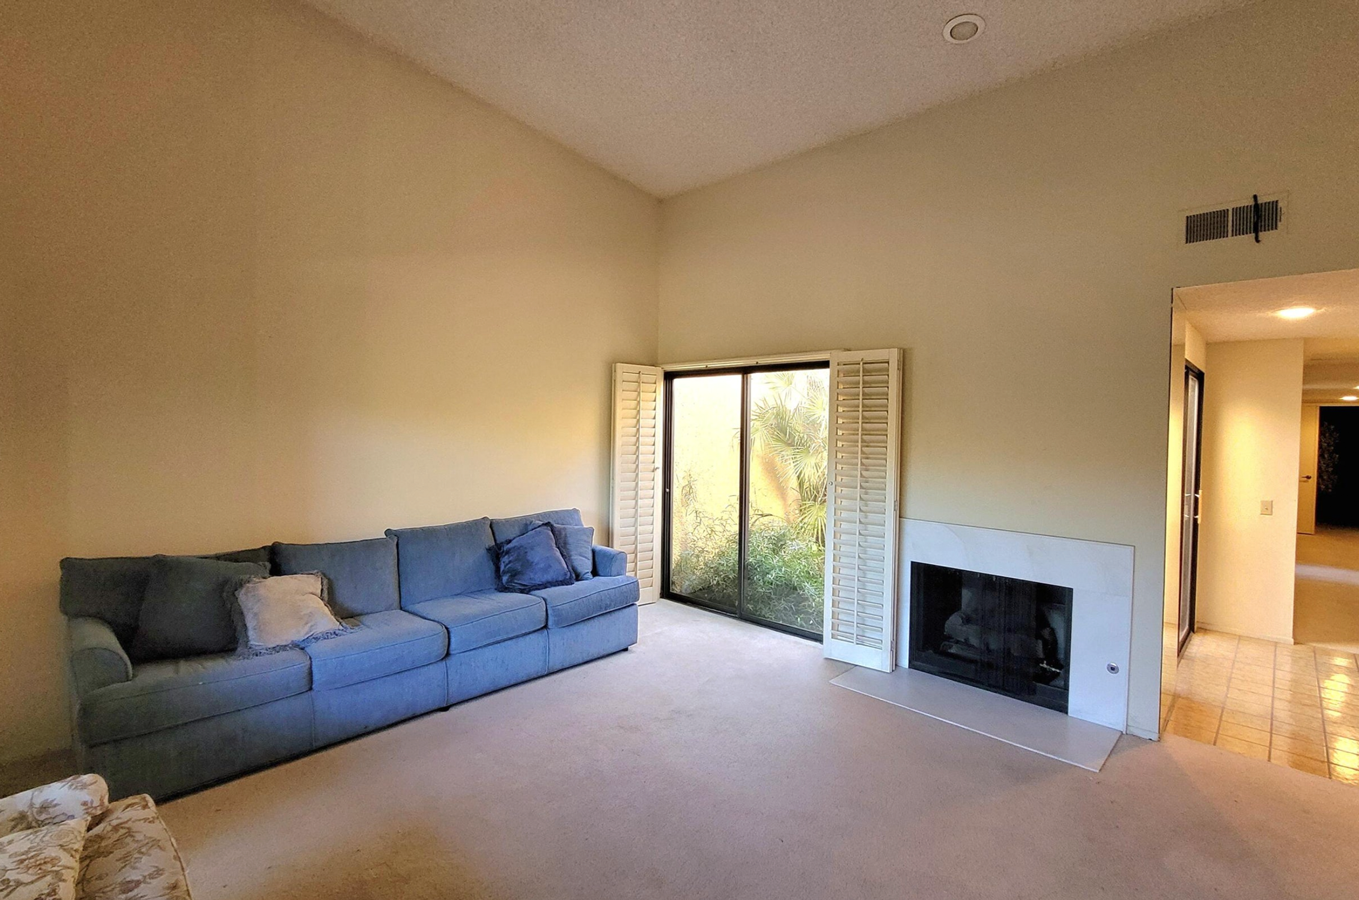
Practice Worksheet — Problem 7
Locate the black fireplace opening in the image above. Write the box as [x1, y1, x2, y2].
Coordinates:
[909, 562, 1074, 713]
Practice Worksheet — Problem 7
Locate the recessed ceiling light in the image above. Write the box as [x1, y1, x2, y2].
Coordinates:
[1274, 306, 1317, 320]
[1343, 396, 1358, 402]
[943, 14, 985, 44]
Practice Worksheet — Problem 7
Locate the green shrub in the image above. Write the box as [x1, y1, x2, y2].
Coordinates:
[672, 509, 824, 634]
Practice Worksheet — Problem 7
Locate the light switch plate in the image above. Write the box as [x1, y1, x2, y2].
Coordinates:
[1261, 500, 1274, 515]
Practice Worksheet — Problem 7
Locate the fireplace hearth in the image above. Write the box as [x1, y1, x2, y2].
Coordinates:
[908, 561, 1074, 713]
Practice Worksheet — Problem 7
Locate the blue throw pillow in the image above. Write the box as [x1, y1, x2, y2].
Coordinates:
[130, 555, 269, 661]
[550, 523, 594, 581]
[496, 523, 574, 592]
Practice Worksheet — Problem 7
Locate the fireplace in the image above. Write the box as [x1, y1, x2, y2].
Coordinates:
[908, 562, 1074, 713]
[900, 520, 1133, 732]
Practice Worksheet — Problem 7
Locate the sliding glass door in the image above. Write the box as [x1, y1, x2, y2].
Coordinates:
[667, 373, 743, 612]
[663, 364, 829, 638]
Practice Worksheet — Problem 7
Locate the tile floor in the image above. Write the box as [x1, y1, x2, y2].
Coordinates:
[1161, 627, 1359, 784]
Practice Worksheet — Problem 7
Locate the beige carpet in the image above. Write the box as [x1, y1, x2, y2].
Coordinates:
[161, 600, 1359, 900]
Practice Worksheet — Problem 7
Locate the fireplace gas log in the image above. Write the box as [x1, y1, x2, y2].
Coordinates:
[910, 562, 1075, 713]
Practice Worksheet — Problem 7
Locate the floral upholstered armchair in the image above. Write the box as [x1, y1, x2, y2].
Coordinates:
[0, 773, 191, 899]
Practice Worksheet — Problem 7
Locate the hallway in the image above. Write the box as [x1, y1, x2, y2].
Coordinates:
[1295, 526, 1359, 653]
[1161, 628, 1359, 784]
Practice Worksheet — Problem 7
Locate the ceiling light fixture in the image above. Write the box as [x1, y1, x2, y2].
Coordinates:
[1274, 306, 1317, 320]
[943, 14, 985, 44]
[1343, 396, 1358, 402]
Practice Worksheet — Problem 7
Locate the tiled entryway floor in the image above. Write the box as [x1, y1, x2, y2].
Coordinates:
[1161, 628, 1359, 784]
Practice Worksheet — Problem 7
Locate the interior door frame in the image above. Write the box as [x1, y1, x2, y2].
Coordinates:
[1178, 362, 1205, 655]
[660, 361, 829, 642]
[1298, 404, 1320, 534]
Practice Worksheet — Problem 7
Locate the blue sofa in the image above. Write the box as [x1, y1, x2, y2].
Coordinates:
[60, 509, 638, 799]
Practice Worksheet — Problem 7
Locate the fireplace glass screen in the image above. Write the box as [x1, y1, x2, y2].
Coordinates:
[909, 562, 1073, 713]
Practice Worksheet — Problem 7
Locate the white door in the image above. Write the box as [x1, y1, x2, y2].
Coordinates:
[822, 349, 904, 672]
[1299, 404, 1320, 535]
[611, 364, 664, 604]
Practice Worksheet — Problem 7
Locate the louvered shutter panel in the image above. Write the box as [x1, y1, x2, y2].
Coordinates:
[823, 349, 903, 671]
[611, 364, 664, 604]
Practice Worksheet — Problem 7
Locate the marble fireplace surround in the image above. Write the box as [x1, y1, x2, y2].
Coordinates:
[898, 519, 1135, 732]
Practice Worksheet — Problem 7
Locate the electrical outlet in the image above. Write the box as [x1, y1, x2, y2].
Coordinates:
[1261, 500, 1274, 516]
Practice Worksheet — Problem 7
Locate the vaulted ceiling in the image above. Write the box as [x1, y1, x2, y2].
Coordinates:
[302, 0, 1253, 196]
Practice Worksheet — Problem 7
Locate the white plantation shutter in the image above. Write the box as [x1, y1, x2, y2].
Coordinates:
[823, 349, 903, 671]
[610, 364, 664, 604]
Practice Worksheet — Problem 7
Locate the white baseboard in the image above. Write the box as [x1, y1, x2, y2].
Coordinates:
[1193, 621, 1293, 645]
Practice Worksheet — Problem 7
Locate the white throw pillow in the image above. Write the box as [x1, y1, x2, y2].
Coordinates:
[235, 573, 343, 651]
[0, 818, 87, 900]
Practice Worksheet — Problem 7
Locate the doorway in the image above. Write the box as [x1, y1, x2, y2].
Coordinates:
[1315, 406, 1359, 528]
[1160, 267, 1359, 785]
[662, 364, 829, 639]
[1294, 404, 1359, 651]
[1177, 363, 1204, 654]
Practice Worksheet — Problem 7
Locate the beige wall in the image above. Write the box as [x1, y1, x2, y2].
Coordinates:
[1196, 340, 1304, 642]
[0, 0, 659, 762]
[658, 0, 1359, 738]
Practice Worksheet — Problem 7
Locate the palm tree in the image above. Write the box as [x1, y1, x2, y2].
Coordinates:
[748, 371, 829, 545]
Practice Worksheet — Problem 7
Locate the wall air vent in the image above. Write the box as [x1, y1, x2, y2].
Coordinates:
[1183, 193, 1285, 245]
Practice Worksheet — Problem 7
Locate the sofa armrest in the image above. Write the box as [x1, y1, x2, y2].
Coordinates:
[68, 617, 133, 696]
[592, 545, 629, 578]
[1, 774, 109, 837]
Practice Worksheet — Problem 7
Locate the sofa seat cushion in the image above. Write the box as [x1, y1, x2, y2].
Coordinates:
[79, 649, 311, 746]
[408, 592, 546, 654]
[304, 609, 448, 691]
[531, 576, 639, 628]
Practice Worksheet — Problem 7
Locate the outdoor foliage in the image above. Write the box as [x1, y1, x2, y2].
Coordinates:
[671, 505, 826, 633]
[750, 371, 828, 545]
[672, 371, 828, 633]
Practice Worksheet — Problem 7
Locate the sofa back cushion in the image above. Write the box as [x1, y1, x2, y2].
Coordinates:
[272, 536, 399, 618]
[490, 508, 584, 544]
[386, 517, 497, 607]
[59, 547, 270, 645]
